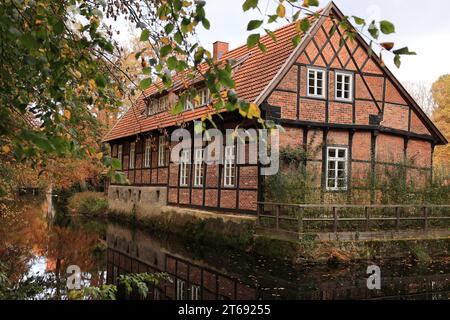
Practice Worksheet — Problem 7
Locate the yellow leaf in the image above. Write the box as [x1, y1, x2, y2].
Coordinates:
[247, 103, 261, 119]
[2, 145, 11, 154]
[89, 79, 97, 91]
[64, 109, 71, 120]
[96, 152, 103, 160]
[161, 37, 170, 45]
[277, 4, 286, 18]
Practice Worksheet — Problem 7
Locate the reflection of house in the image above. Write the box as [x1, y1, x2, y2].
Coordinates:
[106, 224, 450, 300]
[103, 2, 446, 214]
[106, 224, 258, 300]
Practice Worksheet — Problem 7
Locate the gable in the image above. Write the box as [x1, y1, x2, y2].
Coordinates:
[263, 3, 446, 145]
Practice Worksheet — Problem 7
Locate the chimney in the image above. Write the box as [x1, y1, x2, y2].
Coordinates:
[213, 41, 229, 60]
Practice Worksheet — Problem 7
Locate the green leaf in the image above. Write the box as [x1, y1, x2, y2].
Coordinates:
[394, 54, 401, 68]
[143, 67, 151, 75]
[300, 18, 310, 32]
[352, 16, 365, 26]
[167, 56, 178, 70]
[292, 34, 301, 47]
[140, 29, 150, 41]
[242, 0, 258, 11]
[246, 33, 260, 48]
[380, 20, 395, 34]
[202, 18, 210, 30]
[164, 23, 174, 34]
[111, 158, 122, 170]
[393, 47, 416, 55]
[139, 78, 152, 90]
[53, 20, 65, 35]
[265, 29, 277, 42]
[247, 20, 263, 31]
[95, 74, 107, 88]
[218, 69, 235, 88]
[258, 42, 267, 53]
[20, 34, 39, 50]
[368, 21, 379, 39]
[160, 45, 172, 57]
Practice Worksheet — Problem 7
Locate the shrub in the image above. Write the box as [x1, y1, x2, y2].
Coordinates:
[68, 192, 108, 216]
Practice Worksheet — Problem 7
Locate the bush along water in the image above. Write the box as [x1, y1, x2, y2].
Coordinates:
[68, 192, 108, 216]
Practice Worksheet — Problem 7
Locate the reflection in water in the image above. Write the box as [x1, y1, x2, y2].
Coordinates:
[0, 196, 449, 300]
[105, 223, 450, 300]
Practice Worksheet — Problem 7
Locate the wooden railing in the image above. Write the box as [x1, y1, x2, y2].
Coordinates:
[256, 202, 450, 235]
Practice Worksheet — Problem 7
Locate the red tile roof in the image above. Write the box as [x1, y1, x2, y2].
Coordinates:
[103, 15, 319, 142]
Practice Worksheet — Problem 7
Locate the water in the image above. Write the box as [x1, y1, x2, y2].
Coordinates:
[1, 195, 449, 300]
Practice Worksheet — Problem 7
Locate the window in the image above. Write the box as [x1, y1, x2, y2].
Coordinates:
[129, 142, 135, 169]
[183, 93, 194, 111]
[307, 68, 326, 98]
[158, 136, 165, 167]
[147, 95, 169, 116]
[326, 147, 348, 191]
[117, 144, 123, 163]
[224, 145, 236, 187]
[179, 149, 190, 186]
[190, 285, 201, 300]
[144, 138, 151, 168]
[176, 279, 186, 300]
[193, 148, 204, 187]
[335, 71, 353, 101]
[194, 87, 211, 107]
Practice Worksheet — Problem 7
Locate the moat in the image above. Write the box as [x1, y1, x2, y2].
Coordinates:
[0, 195, 449, 300]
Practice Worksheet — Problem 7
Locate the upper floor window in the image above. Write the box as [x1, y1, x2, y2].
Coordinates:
[307, 68, 326, 98]
[335, 71, 353, 101]
[144, 138, 151, 168]
[184, 87, 211, 110]
[158, 136, 166, 167]
[129, 142, 135, 169]
[147, 95, 169, 116]
[224, 145, 236, 187]
[179, 149, 190, 187]
[326, 146, 348, 191]
[193, 148, 204, 187]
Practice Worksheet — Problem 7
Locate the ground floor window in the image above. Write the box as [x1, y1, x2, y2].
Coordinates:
[180, 149, 190, 186]
[193, 148, 204, 187]
[326, 146, 348, 191]
[224, 145, 236, 187]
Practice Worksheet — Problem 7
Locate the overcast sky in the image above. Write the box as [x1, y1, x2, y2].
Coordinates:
[117, 0, 450, 86]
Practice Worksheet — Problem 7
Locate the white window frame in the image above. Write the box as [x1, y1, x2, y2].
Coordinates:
[307, 67, 326, 99]
[179, 149, 190, 187]
[117, 144, 123, 164]
[335, 71, 353, 102]
[190, 285, 201, 300]
[193, 148, 204, 187]
[183, 94, 194, 111]
[129, 142, 135, 169]
[325, 146, 348, 191]
[144, 138, 151, 168]
[224, 145, 236, 188]
[176, 279, 186, 300]
[158, 136, 165, 167]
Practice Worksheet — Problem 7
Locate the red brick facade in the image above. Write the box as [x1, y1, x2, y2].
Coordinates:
[106, 3, 446, 213]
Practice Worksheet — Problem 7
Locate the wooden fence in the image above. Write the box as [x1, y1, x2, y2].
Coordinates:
[257, 202, 450, 235]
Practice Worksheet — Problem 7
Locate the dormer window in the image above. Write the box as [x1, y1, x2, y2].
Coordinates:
[183, 87, 211, 111]
[147, 95, 169, 116]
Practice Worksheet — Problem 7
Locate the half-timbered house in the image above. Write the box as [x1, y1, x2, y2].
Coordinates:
[103, 2, 447, 214]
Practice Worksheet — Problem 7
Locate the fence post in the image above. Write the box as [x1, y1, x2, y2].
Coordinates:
[365, 206, 370, 231]
[423, 206, 428, 232]
[333, 207, 338, 234]
[298, 207, 304, 235]
[275, 205, 280, 230]
[395, 206, 400, 231]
